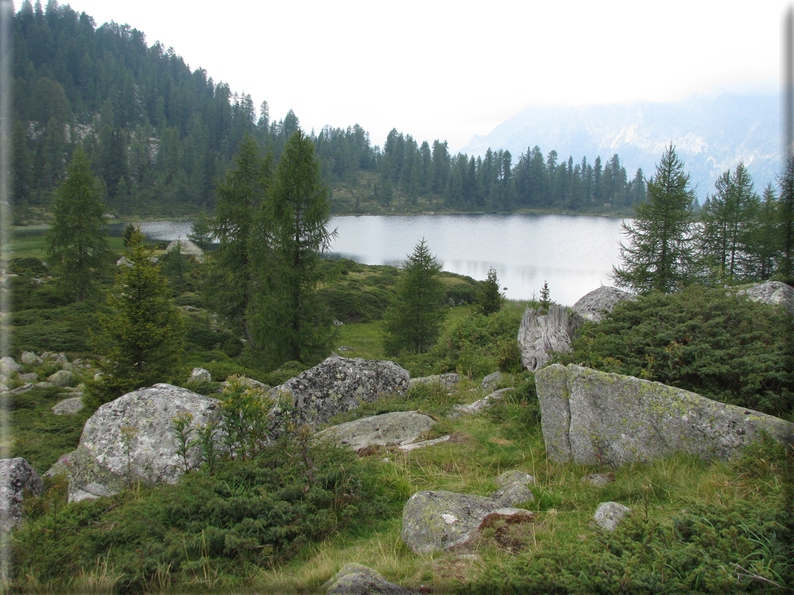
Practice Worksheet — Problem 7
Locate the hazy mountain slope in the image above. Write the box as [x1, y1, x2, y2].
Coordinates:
[462, 94, 781, 199]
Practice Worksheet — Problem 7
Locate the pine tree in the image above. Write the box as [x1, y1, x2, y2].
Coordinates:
[248, 130, 336, 366]
[612, 145, 696, 293]
[46, 146, 110, 301]
[475, 267, 504, 315]
[90, 228, 185, 405]
[382, 239, 447, 354]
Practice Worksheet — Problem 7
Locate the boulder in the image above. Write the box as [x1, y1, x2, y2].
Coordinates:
[189, 367, 212, 383]
[535, 363, 794, 466]
[166, 238, 205, 263]
[67, 384, 221, 502]
[52, 396, 84, 415]
[316, 411, 436, 451]
[402, 490, 498, 554]
[47, 369, 73, 387]
[0, 458, 44, 532]
[409, 373, 461, 389]
[572, 286, 636, 323]
[20, 351, 42, 366]
[0, 357, 19, 377]
[480, 371, 504, 392]
[269, 357, 409, 431]
[517, 304, 582, 372]
[54, 353, 71, 370]
[737, 280, 794, 314]
[17, 373, 37, 382]
[491, 482, 534, 507]
[495, 470, 535, 487]
[323, 563, 418, 595]
[454, 388, 513, 415]
[594, 502, 631, 532]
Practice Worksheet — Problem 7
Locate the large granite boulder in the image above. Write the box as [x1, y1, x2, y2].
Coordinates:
[517, 304, 582, 372]
[572, 286, 636, 323]
[323, 563, 418, 595]
[270, 357, 409, 431]
[0, 458, 43, 532]
[737, 280, 794, 314]
[402, 482, 535, 554]
[316, 411, 436, 451]
[535, 364, 794, 466]
[67, 384, 221, 502]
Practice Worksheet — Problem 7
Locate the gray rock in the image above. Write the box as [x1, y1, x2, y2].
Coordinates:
[54, 354, 71, 370]
[409, 373, 461, 389]
[270, 357, 409, 432]
[517, 304, 583, 372]
[480, 371, 504, 392]
[189, 367, 212, 383]
[166, 238, 205, 263]
[401, 490, 497, 554]
[535, 363, 794, 466]
[324, 563, 417, 595]
[581, 473, 614, 487]
[10, 383, 33, 394]
[572, 286, 636, 323]
[67, 384, 221, 502]
[44, 452, 73, 478]
[47, 369, 73, 387]
[0, 357, 19, 376]
[495, 470, 535, 487]
[316, 411, 436, 451]
[454, 387, 514, 414]
[491, 482, 534, 507]
[397, 435, 451, 451]
[18, 373, 37, 382]
[52, 396, 84, 416]
[737, 280, 794, 314]
[20, 351, 42, 366]
[0, 458, 43, 532]
[224, 376, 269, 390]
[594, 502, 631, 531]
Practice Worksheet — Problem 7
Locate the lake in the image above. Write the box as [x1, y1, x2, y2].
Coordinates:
[139, 214, 627, 306]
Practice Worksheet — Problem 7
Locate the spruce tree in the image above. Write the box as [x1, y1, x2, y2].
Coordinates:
[475, 267, 503, 315]
[46, 146, 110, 301]
[612, 145, 696, 293]
[382, 239, 447, 354]
[89, 228, 185, 405]
[248, 130, 336, 366]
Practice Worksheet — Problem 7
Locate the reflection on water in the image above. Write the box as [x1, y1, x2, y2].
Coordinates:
[139, 214, 626, 305]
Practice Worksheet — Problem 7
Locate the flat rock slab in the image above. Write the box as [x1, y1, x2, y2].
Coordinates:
[324, 563, 418, 595]
[316, 411, 436, 451]
[535, 364, 794, 466]
[68, 384, 221, 503]
[0, 458, 43, 532]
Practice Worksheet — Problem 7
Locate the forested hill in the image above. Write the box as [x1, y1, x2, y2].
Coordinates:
[13, 1, 645, 222]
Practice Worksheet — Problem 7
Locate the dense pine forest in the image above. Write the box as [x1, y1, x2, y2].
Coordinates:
[12, 0, 646, 222]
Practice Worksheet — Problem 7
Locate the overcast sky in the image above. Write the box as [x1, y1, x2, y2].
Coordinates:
[57, 0, 791, 152]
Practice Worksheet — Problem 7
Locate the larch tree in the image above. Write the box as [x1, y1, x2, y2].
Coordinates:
[248, 130, 336, 366]
[382, 238, 447, 354]
[89, 228, 185, 405]
[46, 146, 110, 302]
[612, 145, 696, 293]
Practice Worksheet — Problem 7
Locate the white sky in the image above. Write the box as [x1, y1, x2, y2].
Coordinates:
[50, 0, 791, 152]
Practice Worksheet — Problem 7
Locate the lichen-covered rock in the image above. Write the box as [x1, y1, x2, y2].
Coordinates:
[323, 563, 418, 595]
[495, 470, 535, 487]
[166, 238, 205, 263]
[0, 458, 43, 532]
[480, 371, 504, 392]
[491, 482, 534, 507]
[572, 286, 636, 322]
[535, 364, 794, 466]
[517, 304, 582, 372]
[401, 490, 497, 554]
[47, 369, 73, 387]
[594, 502, 630, 531]
[409, 373, 461, 389]
[0, 356, 19, 377]
[67, 384, 221, 502]
[189, 367, 212, 383]
[316, 411, 435, 451]
[270, 357, 409, 432]
[52, 396, 84, 415]
[737, 280, 794, 314]
[20, 351, 42, 366]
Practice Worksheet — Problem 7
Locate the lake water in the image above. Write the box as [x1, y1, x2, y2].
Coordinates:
[139, 214, 626, 306]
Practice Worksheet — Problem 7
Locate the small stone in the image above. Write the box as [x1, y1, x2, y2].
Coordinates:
[581, 473, 614, 487]
[593, 502, 631, 532]
[189, 367, 212, 383]
[495, 470, 536, 487]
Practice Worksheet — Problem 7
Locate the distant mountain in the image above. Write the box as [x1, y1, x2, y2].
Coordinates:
[461, 93, 782, 200]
